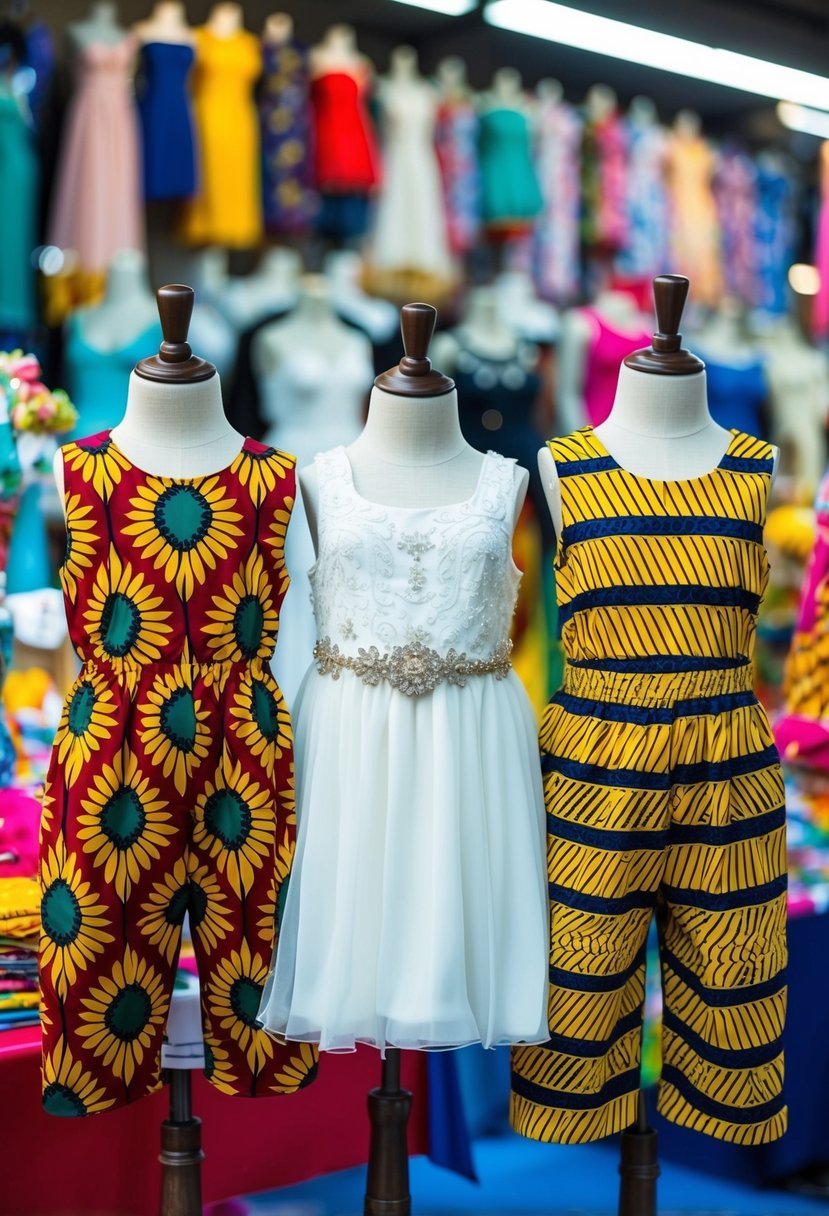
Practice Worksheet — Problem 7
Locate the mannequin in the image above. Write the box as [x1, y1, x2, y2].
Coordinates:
[495, 269, 559, 343]
[488, 65, 529, 112]
[435, 53, 468, 101]
[536, 76, 564, 105]
[262, 11, 293, 43]
[324, 249, 398, 342]
[72, 250, 157, 351]
[310, 22, 366, 79]
[760, 314, 829, 491]
[205, 1, 243, 36]
[221, 248, 302, 331]
[556, 289, 648, 432]
[134, 2, 193, 43]
[435, 285, 519, 366]
[68, 1, 126, 48]
[693, 296, 770, 439]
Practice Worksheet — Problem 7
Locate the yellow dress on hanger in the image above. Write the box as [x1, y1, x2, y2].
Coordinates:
[666, 133, 722, 309]
[181, 27, 262, 248]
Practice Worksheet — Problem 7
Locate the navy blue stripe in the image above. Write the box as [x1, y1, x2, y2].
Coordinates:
[557, 455, 618, 477]
[550, 947, 647, 994]
[668, 804, 786, 846]
[553, 690, 757, 725]
[548, 812, 668, 852]
[673, 743, 780, 785]
[543, 1008, 643, 1059]
[559, 585, 760, 627]
[568, 656, 750, 674]
[662, 873, 787, 912]
[720, 454, 774, 475]
[660, 1063, 784, 1125]
[549, 882, 655, 914]
[542, 754, 670, 789]
[661, 1009, 782, 1069]
[662, 946, 786, 1007]
[511, 1065, 640, 1112]
[562, 515, 763, 546]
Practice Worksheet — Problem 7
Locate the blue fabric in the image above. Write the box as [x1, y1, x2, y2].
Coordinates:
[137, 42, 197, 201]
[64, 316, 162, 440]
[699, 356, 769, 440]
[426, 1055, 477, 1181]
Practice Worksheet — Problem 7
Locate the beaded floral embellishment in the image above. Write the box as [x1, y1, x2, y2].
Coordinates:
[313, 638, 513, 697]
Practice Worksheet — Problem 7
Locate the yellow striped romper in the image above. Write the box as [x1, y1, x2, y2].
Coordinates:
[510, 426, 787, 1147]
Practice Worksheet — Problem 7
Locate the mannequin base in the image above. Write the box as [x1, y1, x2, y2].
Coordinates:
[617, 1094, 659, 1216]
[364, 1050, 412, 1216]
[160, 1071, 204, 1216]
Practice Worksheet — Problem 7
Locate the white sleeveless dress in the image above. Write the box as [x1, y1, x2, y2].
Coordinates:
[258, 446, 549, 1052]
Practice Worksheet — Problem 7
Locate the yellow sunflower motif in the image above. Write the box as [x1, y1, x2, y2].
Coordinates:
[205, 939, 274, 1075]
[202, 1029, 239, 1095]
[281, 767, 296, 826]
[265, 499, 294, 597]
[255, 828, 294, 946]
[52, 670, 119, 787]
[60, 492, 99, 602]
[39, 787, 56, 840]
[137, 856, 190, 965]
[40, 837, 114, 998]
[271, 1041, 319, 1093]
[193, 758, 274, 898]
[185, 855, 234, 954]
[42, 1038, 115, 1116]
[77, 749, 177, 901]
[203, 549, 279, 664]
[83, 547, 173, 668]
[230, 445, 294, 507]
[138, 666, 211, 796]
[62, 435, 132, 501]
[229, 671, 292, 763]
[76, 946, 168, 1087]
[121, 473, 244, 598]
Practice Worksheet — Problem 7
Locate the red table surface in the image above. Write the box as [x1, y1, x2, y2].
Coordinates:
[0, 1028, 429, 1216]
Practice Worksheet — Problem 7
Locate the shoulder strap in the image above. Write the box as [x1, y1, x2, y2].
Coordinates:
[476, 450, 518, 524]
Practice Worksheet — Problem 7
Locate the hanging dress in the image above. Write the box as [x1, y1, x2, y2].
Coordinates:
[47, 37, 144, 276]
[0, 88, 38, 332]
[666, 132, 722, 309]
[259, 37, 317, 236]
[714, 148, 759, 307]
[533, 97, 582, 304]
[479, 107, 543, 234]
[136, 41, 197, 201]
[615, 114, 668, 280]
[434, 96, 481, 257]
[181, 27, 262, 248]
[581, 308, 651, 427]
[581, 109, 628, 256]
[39, 431, 317, 1115]
[258, 447, 549, 1053]
[63, 313, 163, 440]
[309, 69, 380, 241]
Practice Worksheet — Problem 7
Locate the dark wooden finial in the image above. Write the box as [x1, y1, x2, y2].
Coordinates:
[624, 274, 705, 377]
[374, 302, 455, 397]
[134, 284, 216, 383]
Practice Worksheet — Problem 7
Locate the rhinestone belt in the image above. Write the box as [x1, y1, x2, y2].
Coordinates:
[313, 637, 513, 697]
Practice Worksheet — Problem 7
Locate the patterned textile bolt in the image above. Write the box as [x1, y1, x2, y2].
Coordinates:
[511, 427, 787, 1146]
[39, 430, 318, 1116]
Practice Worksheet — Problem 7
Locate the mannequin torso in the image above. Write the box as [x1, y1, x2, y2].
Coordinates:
[556, 291, 648, 432]
[73, 251, 158, 352]
[134, 1, 193, 44]
[301, 386, 529, 548]
[69, 2, 126, 49]
[539, 362, 778, 536]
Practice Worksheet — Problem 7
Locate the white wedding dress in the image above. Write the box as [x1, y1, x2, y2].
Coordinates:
[258, 446, 549, 1052]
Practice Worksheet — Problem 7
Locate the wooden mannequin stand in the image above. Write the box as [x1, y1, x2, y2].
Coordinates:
[362, 304, 456, 1216]
[614, 274, 703, 1216]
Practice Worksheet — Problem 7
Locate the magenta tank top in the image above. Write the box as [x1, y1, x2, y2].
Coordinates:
[582, 308, 650, 426]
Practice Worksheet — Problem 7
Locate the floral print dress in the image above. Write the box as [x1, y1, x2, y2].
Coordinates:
[38, 430, 317, 1116]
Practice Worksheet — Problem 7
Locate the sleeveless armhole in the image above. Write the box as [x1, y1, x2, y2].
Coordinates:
[547, 430, 593, 568]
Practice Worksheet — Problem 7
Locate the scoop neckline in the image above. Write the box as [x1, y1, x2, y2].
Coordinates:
[104, 430, 249, 482]
[585, 425, 738, 486]
[335, 445, 495, 512]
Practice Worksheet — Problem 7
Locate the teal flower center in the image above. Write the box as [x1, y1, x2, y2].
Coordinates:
[42, 879, 81, 947]
[165, 885, 190, 927]
[105, 982, 152, 1042]
[203, 789, 251, 851]
[234, 595, 264, 659]
[67, 682, 95, 736]
[160, 686, 197, 752]
[101, 786, 146, 850]
[43, 1082, 88, 1117]
[230, 976, 263, 1028]
[154, 485, 212, 552]
[203, 1041, 215, 1078]
[251, 680, 278, 742]
[188, 881, 208, 930]
[100, 591, 140, 658]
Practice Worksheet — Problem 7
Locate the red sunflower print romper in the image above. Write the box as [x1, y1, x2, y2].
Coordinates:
[39, 430, 318, 1116]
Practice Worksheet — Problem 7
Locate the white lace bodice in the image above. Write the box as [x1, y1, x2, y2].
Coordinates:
[309, 447, 521, 660]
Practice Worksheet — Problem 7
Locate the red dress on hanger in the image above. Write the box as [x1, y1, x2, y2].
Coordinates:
[310, 71, 380, 193]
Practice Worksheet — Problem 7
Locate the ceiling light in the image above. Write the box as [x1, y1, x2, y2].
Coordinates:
[485, 1, 829, 110]
[777, 101, 829, 139]
[788, 264, 821, 296]
[389, 0, 478, 14]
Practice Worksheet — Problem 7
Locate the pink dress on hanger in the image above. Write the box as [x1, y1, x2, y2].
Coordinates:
[47, 38, 144, 273]
[813, 143, 829, 340]
[581, 307, 650, 426]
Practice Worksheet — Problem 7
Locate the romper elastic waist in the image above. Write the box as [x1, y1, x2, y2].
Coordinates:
[80, 656, 272, 678]
[562, 662, 755, 707]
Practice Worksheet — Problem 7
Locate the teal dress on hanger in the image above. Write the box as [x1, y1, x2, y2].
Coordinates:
[64, 315, 163, 440]
[478, 107, 542, 229]
[0, 90, 38, 332]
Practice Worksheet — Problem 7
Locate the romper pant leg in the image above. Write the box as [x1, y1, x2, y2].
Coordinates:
[511, 695, 672, 1144]
[658, 695, 788, 1144]
[40, 723, 190, 1116]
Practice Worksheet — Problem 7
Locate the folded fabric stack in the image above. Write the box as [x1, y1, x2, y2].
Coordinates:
[0, 876, 40, 1030]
